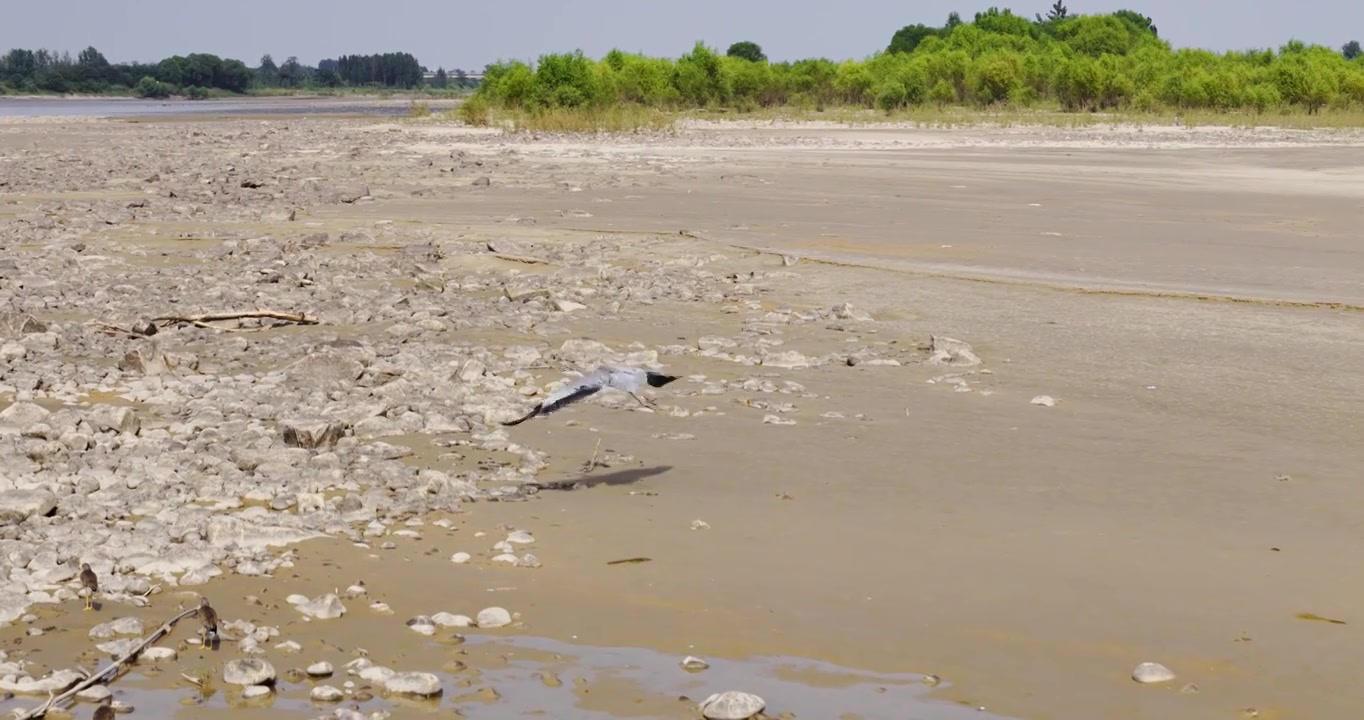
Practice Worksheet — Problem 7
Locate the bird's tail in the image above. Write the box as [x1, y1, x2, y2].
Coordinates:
[500, 404, 542, 426]
[646, 373, 680, 388]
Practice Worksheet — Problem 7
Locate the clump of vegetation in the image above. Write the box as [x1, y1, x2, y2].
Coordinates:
[183, 85, 210, 100]
[457, 94, 492, 126]
[134, 75, 172, 99]
[469, 5, 1364, 126]
[408, 99, 432, 117]
[507, 105, 676, 133]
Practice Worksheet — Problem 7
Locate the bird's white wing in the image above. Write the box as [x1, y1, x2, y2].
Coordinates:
[537, 376, 604, 416]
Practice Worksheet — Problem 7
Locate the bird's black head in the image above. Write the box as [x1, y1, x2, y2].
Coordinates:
[645, 372, 679, 388]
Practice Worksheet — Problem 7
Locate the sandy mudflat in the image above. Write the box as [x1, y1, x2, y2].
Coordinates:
[1, 110, 1363, 720]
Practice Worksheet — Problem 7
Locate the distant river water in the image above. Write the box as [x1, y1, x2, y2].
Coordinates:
[0, 96, 459, 118]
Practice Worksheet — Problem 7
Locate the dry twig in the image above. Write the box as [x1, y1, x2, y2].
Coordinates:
[152, 310, 317, 331]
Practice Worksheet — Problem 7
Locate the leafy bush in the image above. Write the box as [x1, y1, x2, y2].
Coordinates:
[134, 75, 171, 99]
[462, 7, 1364, 119]
[183, 85, 210, 100]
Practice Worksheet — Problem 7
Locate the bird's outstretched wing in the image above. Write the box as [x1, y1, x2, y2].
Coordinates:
[501, 377, 604, 426]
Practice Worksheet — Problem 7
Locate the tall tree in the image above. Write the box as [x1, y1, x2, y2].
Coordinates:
[257, 54, 279, 85]
[1344, 40, 1362, 60]
[1036, 0, 1069, 23]
[726, 41, 767, 63]
[433, 67, 448, 88]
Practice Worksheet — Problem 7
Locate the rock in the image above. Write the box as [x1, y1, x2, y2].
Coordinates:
[383, 671, 443, 697]
[311, 685, 344, 701]
[406, 616, 437, 635]
[699, 690, 766, 720]
[143, 646, 177, 661]
[307, 661, 334, 677]
[505, 530, 534, 544]
[926, 335, 982, 368]
[281, 418, 350, 449]
[760, 350, 812, 369]
[0, 489, 58, 524]
[89, 617, 144, 639]
[242, 684, 272, 698]
[296, 594, 346, 620]
[1132, 662, 1176, 684]
[0, 669, 83, 695]
[1030, 395, 1058, 407]
[831, 303, 873, 322]
[75, 685, 113, 702]
[331, 183, 370, 204]
[431, 612, 474, 628]
[472, 176, 491, 187]
[88, 405, 140, 435]
[223, 658, 276, 686]
[681, 655, 710, 672]
[96, 639, 141, 657]
[0, 401, 49, 429]
[118, 341, 168, 375]
[475, 606, 512, 628]
[450, 552, 471, 564]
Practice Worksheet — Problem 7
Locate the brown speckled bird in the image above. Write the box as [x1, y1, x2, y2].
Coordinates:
[79, 563, 98, 612]
[197, 596, 219, 646]
[92, 696, 115, 720]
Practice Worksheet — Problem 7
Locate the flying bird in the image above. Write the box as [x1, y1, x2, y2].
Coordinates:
[79, 563, 98, 612]
[502, 365, 680, 426]
[197, 596, 219, 647]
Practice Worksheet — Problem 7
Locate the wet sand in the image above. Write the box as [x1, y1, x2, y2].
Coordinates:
[1, 111, 1363, 720]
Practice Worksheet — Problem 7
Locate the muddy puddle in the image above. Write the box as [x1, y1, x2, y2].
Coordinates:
[0, 633, 1012, 720]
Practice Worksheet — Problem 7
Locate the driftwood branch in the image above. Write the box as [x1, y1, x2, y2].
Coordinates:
[152, 310, 318, 332]
[10, 605, 201, 720]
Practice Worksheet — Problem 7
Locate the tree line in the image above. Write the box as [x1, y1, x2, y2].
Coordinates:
[476, 4, 1364, 115]
[0, 47, 479, 97]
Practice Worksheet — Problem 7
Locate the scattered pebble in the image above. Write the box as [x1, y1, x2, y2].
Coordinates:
[700, 690, 766, 720]
[1030, 395, 1058, 407]
[1131, 662, 1176, 684]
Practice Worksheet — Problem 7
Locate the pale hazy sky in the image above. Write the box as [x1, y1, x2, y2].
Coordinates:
[3, 0, 1361, 71]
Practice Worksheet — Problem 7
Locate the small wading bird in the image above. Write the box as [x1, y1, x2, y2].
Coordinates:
[502, 365, 680, 427]
[79, 562, 98, 612]
[197, 596, 219, 647]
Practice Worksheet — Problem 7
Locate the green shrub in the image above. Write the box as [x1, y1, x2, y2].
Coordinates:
[134, 75, 171, 99]
[458, 8, 1364, 122]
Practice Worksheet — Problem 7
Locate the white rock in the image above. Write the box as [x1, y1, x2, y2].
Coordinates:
[407, 616, 437, 635]
[96, 639, 141, 657]
[296, 593, 346, 619]
[699, 691, 766, 720]
[307, 661, 334, 677]
[926, 335, 982, 367]
[75, 685, 113, 702]
[506, 530, 535, 544]
[450, 552, 472, 564]
[681, 655, 710, 671]
[1030, 395, 1058, 407]
[242, 684, 272, 698]
[1132, 662, 1176, 684]
[359, 665, 395, 683]
[431, 612, 474, 628]
[89, 617, 144, 638]
[285, 594, 310, 605]
[142, 646, 177, 661]
[492, 553, 519, 565]
[0, 488, 57, 522]
[311, 685, 344, 701]
[275, 640, 302, 653]
[476, 606, 512, 628]
[384, 671, 443, 697]
[0, 669, 82, 695]
[222, 658, 276, 686]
